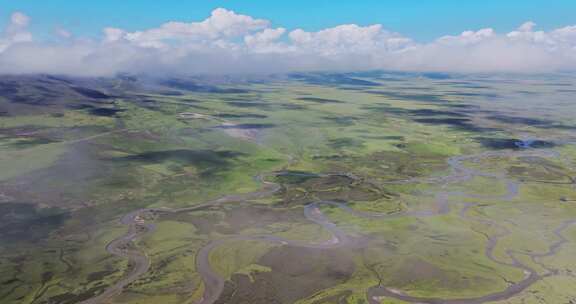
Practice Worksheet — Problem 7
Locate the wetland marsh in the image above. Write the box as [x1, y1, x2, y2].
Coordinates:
[1, 72, 576, 304]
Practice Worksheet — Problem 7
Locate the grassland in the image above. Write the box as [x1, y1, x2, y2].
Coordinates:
[1, 72, 575, 304]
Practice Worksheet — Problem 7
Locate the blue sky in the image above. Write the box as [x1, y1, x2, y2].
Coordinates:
[1, 0, 575, 41]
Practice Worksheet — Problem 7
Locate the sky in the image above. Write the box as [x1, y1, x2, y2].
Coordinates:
[1, 0, 576, 41]
[1, 1, 576, 76]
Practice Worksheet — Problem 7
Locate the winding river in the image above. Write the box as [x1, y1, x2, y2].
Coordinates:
[80, 140, 576, 304]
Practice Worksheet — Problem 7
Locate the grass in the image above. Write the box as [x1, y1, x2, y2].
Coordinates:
[209, 240, 277, 280]
[122, 220, 205, 303]
[0, 142, 66, 181]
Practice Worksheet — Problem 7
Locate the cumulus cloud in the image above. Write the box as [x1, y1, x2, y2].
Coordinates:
[1, 8, 576, 76]
[289, 24, 413, 54]
[436, 28, 495, 46]
[105, 8, 269, 48]
[244, 28, 285, 47]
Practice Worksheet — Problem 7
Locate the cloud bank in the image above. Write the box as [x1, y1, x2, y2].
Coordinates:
[1, 8, 576, 76]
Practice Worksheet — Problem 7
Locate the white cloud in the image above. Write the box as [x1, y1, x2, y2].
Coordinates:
[112, 8, 270, 48]
[244, 28, 285, 46]
[9, 12, 30, 28]
[1, 8, 576, 76]
[0, 12, 33, 52]
[55, 28, 72, 39]
[437, 28, 495, 46]
[289, 24, 412, 54]
[518, 21, 537, 32]
[550, 25, 576, 47]
[103, 27, 126, 43]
